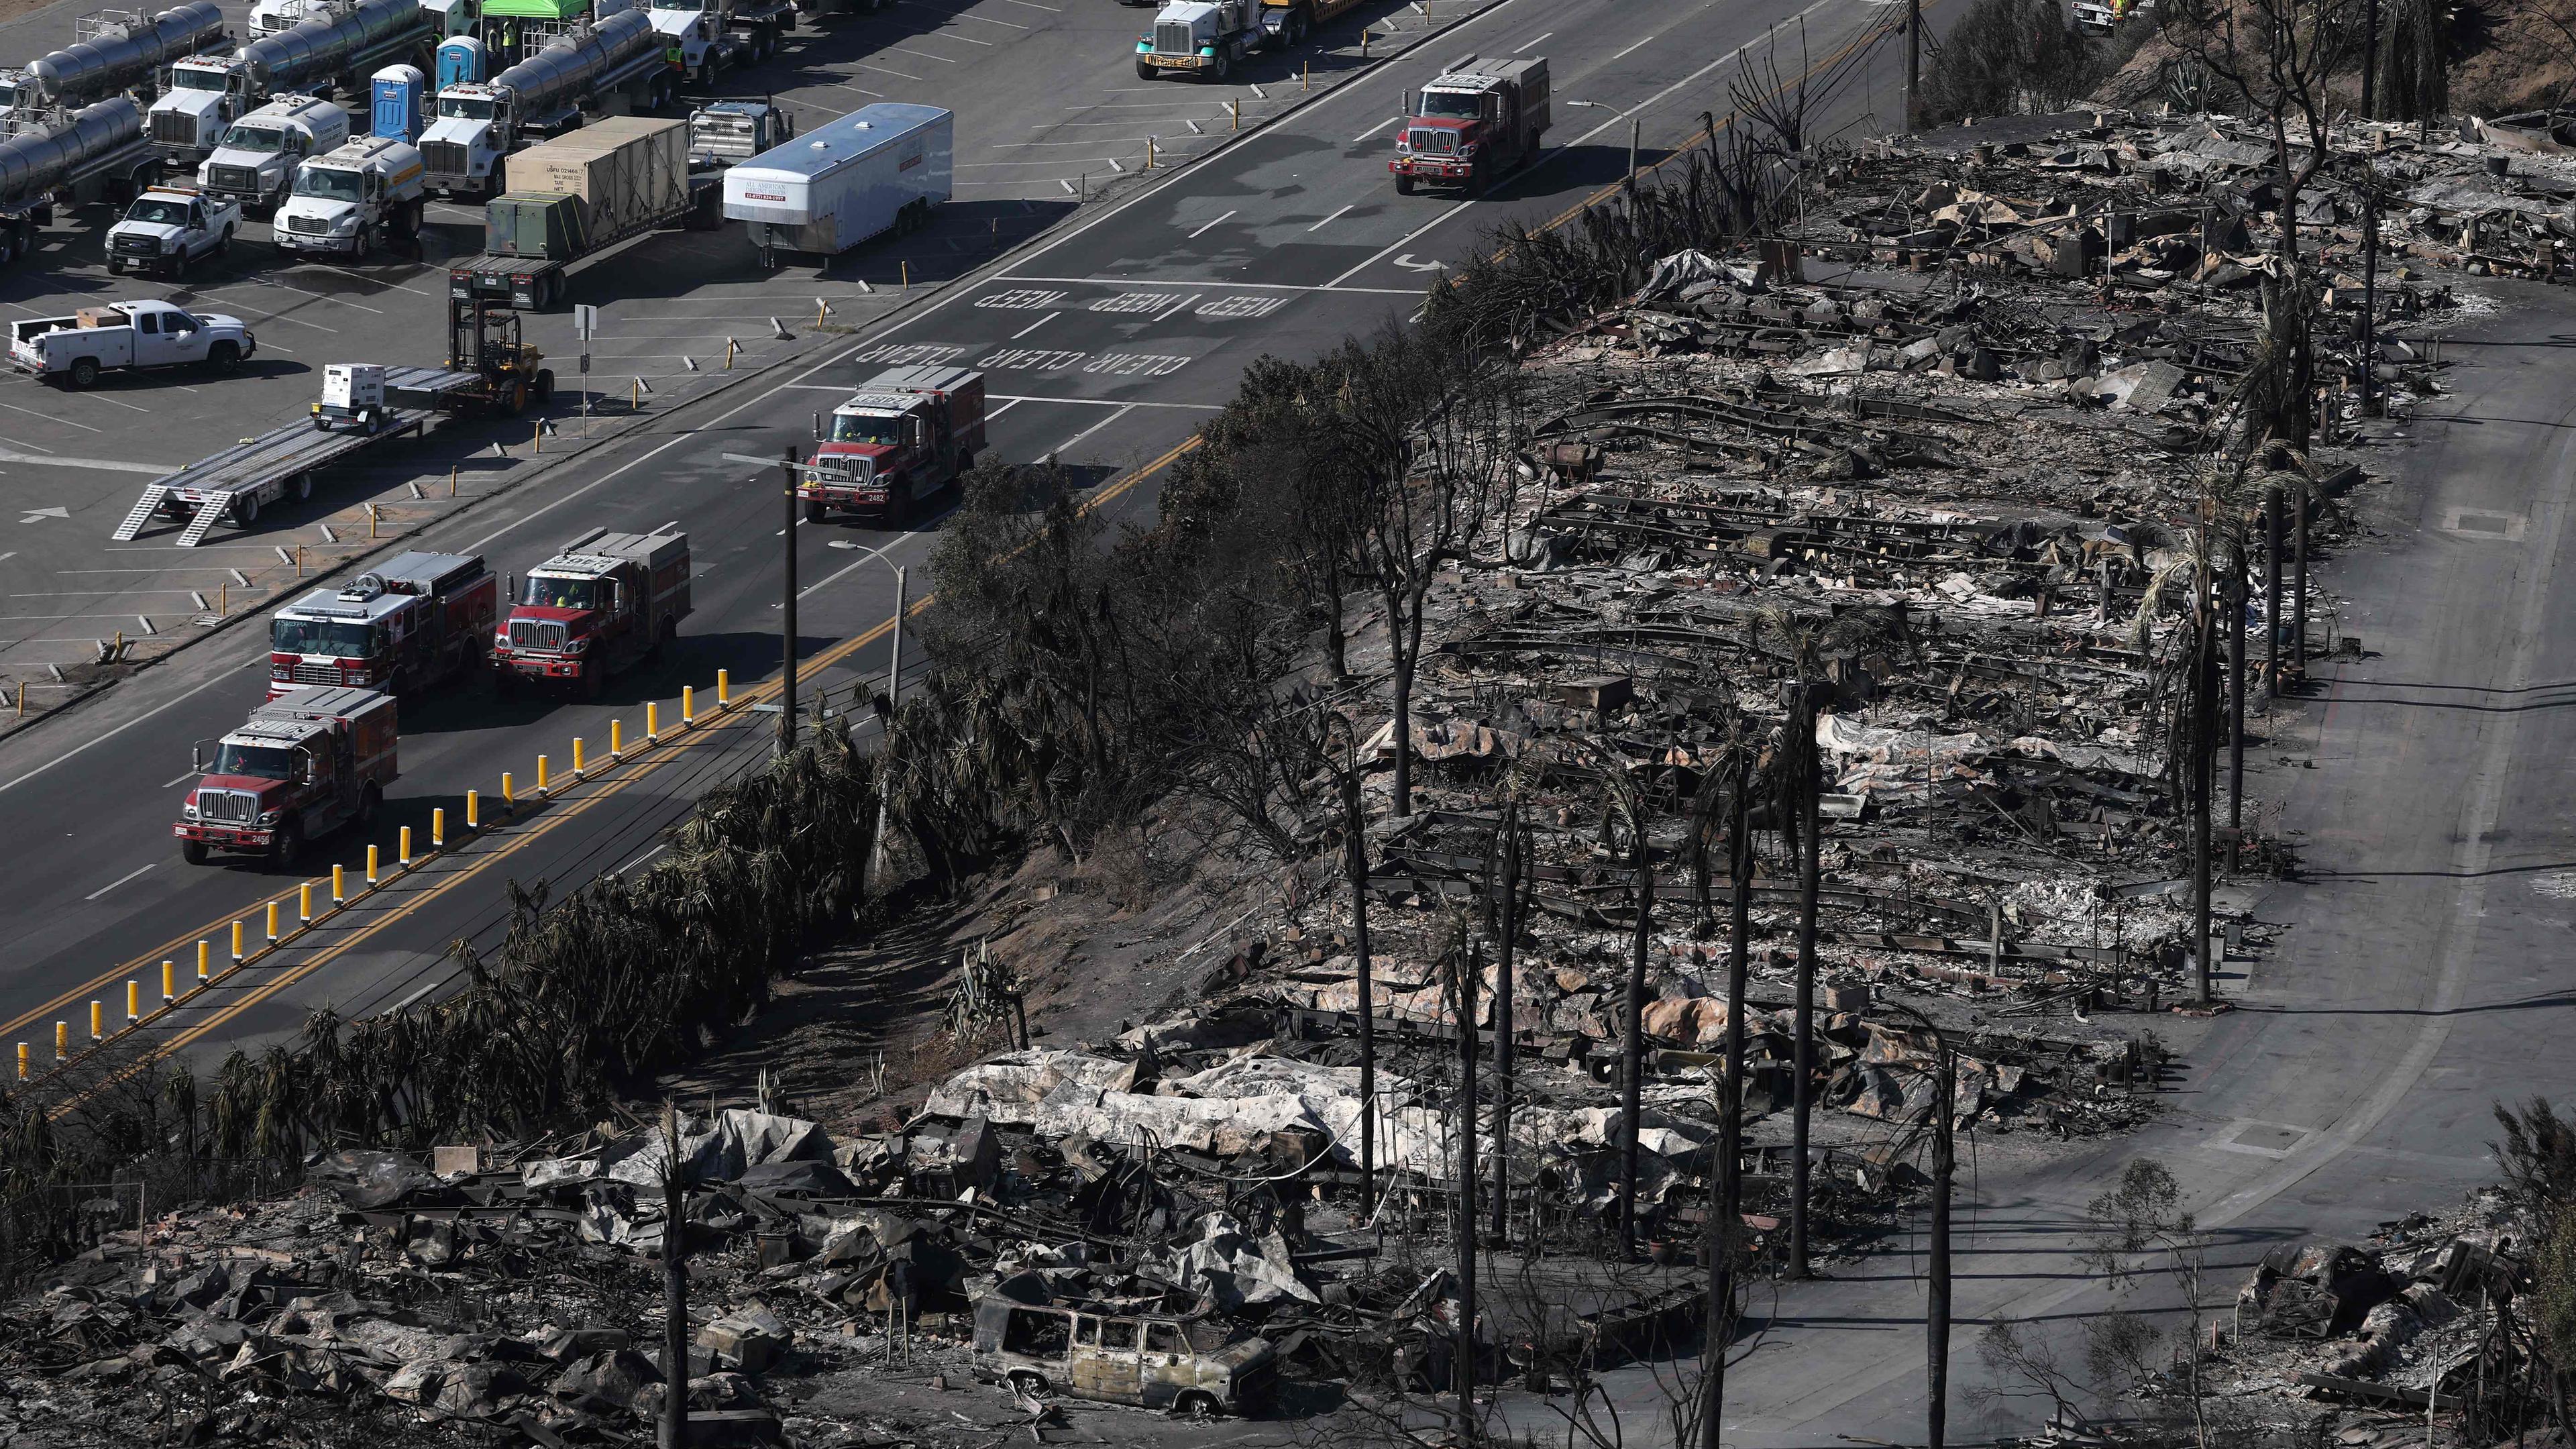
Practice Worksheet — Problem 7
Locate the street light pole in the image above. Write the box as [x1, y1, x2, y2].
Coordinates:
[1904, 0, 1921, 133]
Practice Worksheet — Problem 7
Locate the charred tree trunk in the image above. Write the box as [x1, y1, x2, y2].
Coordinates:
[1344, 769, 1377, 1212]
[1491, 807, 1521, 1242]
[660, 1103, 688, 1449]
[1927, 1037, 1955, 1449]
[1790, 684, 1822, 1279]
[1620, 832, 1652, 1262]
[1701, 767, 1754, 1449]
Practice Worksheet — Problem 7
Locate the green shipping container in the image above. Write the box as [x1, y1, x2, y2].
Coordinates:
[484, 192, 588, 260]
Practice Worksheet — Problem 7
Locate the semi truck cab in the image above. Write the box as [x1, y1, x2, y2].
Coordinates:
[150, 56, 248, 158]
[276, 134, 426, 256]
[805, 364, 983, 527]
[421, 81, 517, 196]
[197, 93, 350, 211]
[1136, 0, 1255, 79]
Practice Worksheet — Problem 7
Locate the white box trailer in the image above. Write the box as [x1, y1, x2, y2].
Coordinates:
[721, 101, 949, 268]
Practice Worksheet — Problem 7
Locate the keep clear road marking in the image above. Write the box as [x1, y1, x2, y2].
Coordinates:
[1188, 208, 1236, 237]
[0, 0, 1555, 804]
[85, 862, 155, 900]
[1324, 0, 1847, 291]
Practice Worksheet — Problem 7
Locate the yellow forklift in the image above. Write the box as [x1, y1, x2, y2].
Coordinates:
[441, 299, 555, 419]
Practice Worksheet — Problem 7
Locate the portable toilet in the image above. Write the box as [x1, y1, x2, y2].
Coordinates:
[371, 64, 427, 142]
[436, 34, 487, 91]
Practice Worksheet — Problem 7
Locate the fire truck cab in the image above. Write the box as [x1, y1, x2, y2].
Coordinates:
[492, 526, 692, 696]
[804, 364, 985, 528]
[177, 686, 398, 868]
[1389, 54, 1549, 195]
[267, 550, 496, 701]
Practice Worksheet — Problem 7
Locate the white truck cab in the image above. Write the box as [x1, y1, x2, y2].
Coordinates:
[419, 80, 511, 197]
[197, 93, 350, 213]
[150, 54, 250, 160]
[275, 135, 425, 258]
[1135, 0, 1256, 80]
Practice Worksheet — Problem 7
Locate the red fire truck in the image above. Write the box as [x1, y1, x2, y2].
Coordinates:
[802, 365, 985, 528]
[492, 526, 692, 696]
[176, 686, 398, 868]
[266, 551, 498, 702]
[1388, 55, 1550, 195]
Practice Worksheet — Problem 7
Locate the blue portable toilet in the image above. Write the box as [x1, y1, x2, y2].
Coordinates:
[436, 35, 487, 92]
[371, 64, 427, 142]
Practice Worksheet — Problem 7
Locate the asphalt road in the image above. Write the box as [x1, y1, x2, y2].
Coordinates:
[0, 0, 1914, 1071]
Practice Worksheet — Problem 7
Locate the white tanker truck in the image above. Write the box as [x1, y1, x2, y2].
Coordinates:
[417, 7, 669, 200]
[0, 3, 229, 125]
[0, 97, 165, 264]
[148, 0, 474, 162]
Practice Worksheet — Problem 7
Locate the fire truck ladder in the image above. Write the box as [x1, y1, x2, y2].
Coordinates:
[173, 494, 235, 549]
[109, 485, 174, 542]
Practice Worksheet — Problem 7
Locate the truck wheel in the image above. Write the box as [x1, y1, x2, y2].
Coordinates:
[804, 498, 826, 524]
[268, 818, 302, 871]
[217, 227, 231, 257]
[1208, 48, 1230, 80]
[357, 783, 381, 829]
[1136, 56, 1155, 79]
[206, 341, 240, 374]
[1395, 173, 1415, 195]
[294, 473, 312, 502]
[233, 493, 258, 525]
[169, 249, 189, 280]
[502, 378, 528, 417]
[353, 229, 370, 263]
[68, 357, 98, 389]
[1175, 1392, 1220, 1419]
[108, 258, 125, 276]
[533, 369, 554, 403]
[886, 487, 908, 530]
[182, 839, 210, 866]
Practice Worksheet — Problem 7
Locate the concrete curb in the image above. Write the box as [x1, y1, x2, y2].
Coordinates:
[0, 0, 1511, 750]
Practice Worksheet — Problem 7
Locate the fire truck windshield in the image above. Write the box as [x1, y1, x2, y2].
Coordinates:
[212, 743, 297, 780]
[272, 617, 376, 657]
[1417, 90, 1481, 119]
[828, 413, 901, 445]
[523, 576, 601, 610]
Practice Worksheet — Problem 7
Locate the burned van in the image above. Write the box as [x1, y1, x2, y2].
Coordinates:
[971, 1297, 1275, 1415]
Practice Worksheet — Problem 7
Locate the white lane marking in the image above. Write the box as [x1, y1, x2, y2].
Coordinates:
[997, 0, 1060, 9]
[160, 770, 195, 787]
[1611, 32, 1656, 57]
[990, 393, 1219, 409]
[1052, 403, 1135, 455]
[1307, 203, 1353, 231]
[1151, 292, 1201, 322]
[0, 401, 100, 432]
[885, 43, 959, 61]
[614, 841, 668, 875]
[84, 862, 157, 900]
[996, 273, 1414, 292]
[0, 653, 264, 796]
[1352, 114, 1401, 143]
[1513, 29, 1551, 49]
[1188, 209, 1236, 237]
[0, 447, 167, 473]
[856, 62, 921, 79]
[305, 265, 435, 297]
[1012, 312, 1057, 338]
[808, 80, 888, 97]
[957, 159, 1122, 168]
[1327, 0, 1845, 290]
[985, 397, 1024, 419]
[88, 394, 152, 415]
[989, 139, 1160, 148]
[244, 278, 384, 315]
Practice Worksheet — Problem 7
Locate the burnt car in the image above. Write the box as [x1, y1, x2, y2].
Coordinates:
[971, 1296, 1275, 1416]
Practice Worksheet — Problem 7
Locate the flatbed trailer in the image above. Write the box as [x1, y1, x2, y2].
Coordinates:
[109, 364, 472, 546]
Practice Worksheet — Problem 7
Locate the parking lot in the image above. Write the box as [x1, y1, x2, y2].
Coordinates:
[0, 0, 1477, 731]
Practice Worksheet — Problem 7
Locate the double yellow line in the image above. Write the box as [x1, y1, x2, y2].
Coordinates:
[27, 433, 1204, 1089]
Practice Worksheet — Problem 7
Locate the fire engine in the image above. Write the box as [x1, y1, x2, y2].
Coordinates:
[802, 365, 985, 527]
[266, 550, 496, 701]
[492, 526, 692, 696]
[1389, 55, 1550, 195]
[176, 686, 398, 867]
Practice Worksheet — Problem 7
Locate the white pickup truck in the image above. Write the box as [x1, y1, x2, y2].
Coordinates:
[104, 187, 241, 280]
[7, 301, 256, 388]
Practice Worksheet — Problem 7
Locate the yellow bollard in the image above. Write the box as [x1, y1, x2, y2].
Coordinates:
[196, 951, 209, 987]
[333, 863, 345, 903]
[502, 771, 515, 807]
[610, 719, 623, 757]
[162, 961, 174, 1003]
[13, 1042, 22, 1080]
[533, 420, 543, 453]
[399, 825, 412, 867]
[266, 900, 279, 943]
[1303, 59, 1309, 91]
[297, 543, 306, 576]
[1146, 137, 1157, 170]
[126, 981, 138, 1024]
[450, 464, 459, 497]
[367, 843, 380, 885]
[683, 685, 695, 724]
[218, 582, 227, 615]
[468, 790, 480, 829]
[231, 920, 244, 962]
[900, 261, 910, 290]
[632, 378, 641, 411]
[89, 1001, 101, 1040]
[433, 807, 445, 847]
[572, 737, 586, 775]
[1361, 27, 1370, 55]
[198, 940, 210, 979]
[717, 669, 731, 707]
[537, 755, 549, 793]
[1231, 99, 1240, 131]
[56, 1022, 67, 1060]
[301, 881, 313, 922]
[368, 503, 380, 539]
[646, 702, 659, 741]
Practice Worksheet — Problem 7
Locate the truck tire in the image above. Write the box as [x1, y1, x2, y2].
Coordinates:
[1395, 173, 1414, 195]
[268, 818, 302, 871]
[357, 783, 380, 829]
[216, 226, 232, 256]
[502, 378, 528, 417]
[533, 368, 555, 403]
[169, 248, 190, 280]
[67, 357, 98, 389]
[1136, 55, 1155, 79]
[294, 473, 312, 502]
[805, 498, 827, 524]
[181, 839, 209, 866]
[233, 493, 258, 525]
[206, 341, 240, 374]
[886, 486, 908, 530]
[1208, 47, 1230, 80]
[353, 229, 370, 263]
[108, 258, 125, 276]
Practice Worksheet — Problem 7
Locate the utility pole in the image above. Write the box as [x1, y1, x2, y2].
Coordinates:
[2360, 0, 2382, 417]
[2264, 485, 2284, 695]
[1626, 117, 1640, 191]
[2228, 531, 2247, 835]
[778, 446, 799, 755]
[2292, 488, 2310, 684]
[865, 566, 907, 892]
[1700, 767, 1754, 1449]
[2192, 539, 2216, 1006]
[1927, 1034, 1955, 1449]
[1344, 766, 1376, 1216]
[1619, 831, 1652, 1262]
[1790, 684, 1822, 1279]
[659, 1102, 689, 1449]
[1904, 0, 1921, 133]
[1455, 938, 1479, 1442]
[1491, 808, 1520, 1242]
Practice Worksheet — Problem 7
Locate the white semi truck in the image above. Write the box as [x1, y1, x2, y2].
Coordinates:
[274, 133, 424, 256]
[193, 91, 347, 211]
[0, 3, 229, 125]
[645, 0, 793, 88]
[148, 0, 470, 163]
[0, 97, 166, 264]
[418, 7, 670, 199]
